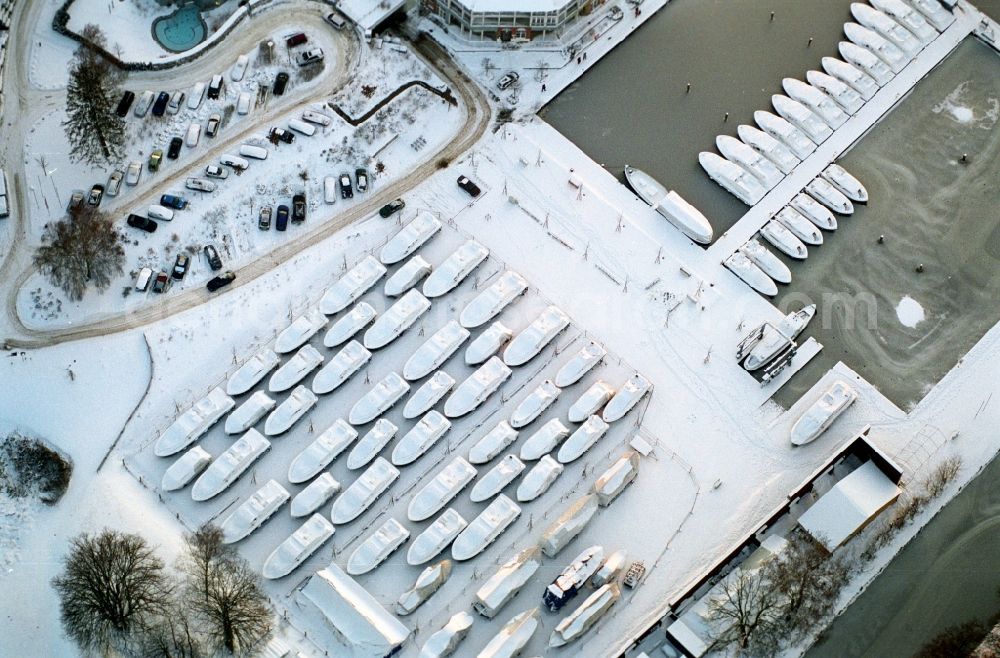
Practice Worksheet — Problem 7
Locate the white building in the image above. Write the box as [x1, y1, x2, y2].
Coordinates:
[421, 0, 604, 41]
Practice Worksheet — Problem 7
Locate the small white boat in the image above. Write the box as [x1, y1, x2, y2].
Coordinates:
[408, 509, 468, 565]
[698, 151, 767, 206]
[744, 305, 817, 371]
[754, 110, 816, 159]
[737, 124, 800, 175]
[275, 308, 327, 354]
[805, 70, 865, 114]
[806, 179, 854, 216]
[385, 255, 432, 297]
[262, 513, 335, 579]
[592, 549, 629, 588]
[468, 421, 519, 464]
[557, 416, 611, 464]
[554, 341, 606, 388]
[509, 380, 560, 429]
[403, 371, 455, 419]
[772, 94, 833, 143]
[516, 455, 564, 502]
[391, 410, 452, 466]
[623, 164, 667, 206]
[791, 193, 839, 230]
[655, 189, 715, 245]
[444, 357, 512, 418]
[422, 240, 489, 298]
[322, 302, 377, 348]
[287, 419, 358, 484]
[268, 344, 324, 393]
[760, 220, 809, 260]
[226, 349, 280, 396]
[330, 457, 400, 524]
[225, 391, 275, 434]
[716, 135, 784, 189]
[903, 0, 954, 32]
[851, 3, 924, 57]
[474, 547, 542, 619]
[397, 559, 452, 615]
[724, 252, 779, 297]
[380, 211, 442, 265]
[348, 372, 410, 425]
[191, 429, 270, 501]
[220, 479, 290, 543]
[502, 306, 571, 367]
[154, 387, 235, 457]
[263, 385, 317, 436]
[403, 320, 470, 381]
[782, 78, 849, 127]
[459, 271, 528, 329]
[363, 289, 431, 350]
[776, 207, 824, 245]
[347, 518, 410, 575]
[470, 454, 526, 502]
[408, 456, 478, 522]
[319, 255, 386, 315]
[312, 340, 371, 395]
[871, 0, 938, 43]
[290, 472, 341, 517]
[452, 494, 521, 561]
[346, 419, 398, 470]
[839, 42, 894, 85]
[465, 322, 513, 366]
[542, 544, 605, 607]
[161, 446, 212, 491]
[844, 22, 910, 72]
[567, 381, 616, 423]
[822, 56, 879, 100]
[603, 373, 652, 422]
[791, 380, 858, 445]
[420, 611, 474, 658]
[822, 163, 869, 203]
[479, 609, 539, 658]
[593, 451, 640, 506]
[549, 583, 620, 648]
[740, 238, 792, 285]
[519, 418, 570, 461]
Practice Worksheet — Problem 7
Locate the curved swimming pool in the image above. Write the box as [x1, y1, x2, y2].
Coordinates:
[152, 5, 208, 54]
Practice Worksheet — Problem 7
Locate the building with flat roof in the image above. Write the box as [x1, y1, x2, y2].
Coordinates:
[421, 0, 603, 41]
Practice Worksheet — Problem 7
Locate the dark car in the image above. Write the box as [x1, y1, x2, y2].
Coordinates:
[207, 74, 224, 100]
[355, 168, 368, 192]
[152, 271, 170, 293]
[286, 32, 308, 47]
[151, 92, 170, 117]
[292, 194, 306, 222]
[457, 175, 481, 197]
[379, 199, 405, 218]
[258, 205, 272, 230]
[339, 173, 353, 199]
[160, 194, 187, 210]
[171, 253, 190, 280]
[87, 184, 105, 206]
[115, 90, 136, 117]
[276, 205, 289, 231]
[273, 72, 289, 96]
[206, 113, 221, 138]
[204, 244, 223, 270]
[207, 271, 236, 292]
[167, 137, 183, 159]
[270, 127, 294, 144]
[127, 213, 158, 233]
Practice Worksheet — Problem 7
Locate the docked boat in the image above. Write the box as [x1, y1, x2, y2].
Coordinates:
[844, 22, 910, 72]
[478, 609, 539, 658]
[740, 238, 792, 285]
[319, 255, 386, 315]
[904, 0, 955, 32]
[391, 410, 452, 466]
[403, 320, 470, 380]
[161, 446, 212, 491]
[226, 349, 280, 396]
[385, 255, 432, 297]
[312, 340, 371, 395]
[444, 357, 512, 418]
[743, 305, 817, 371]
[290, 472, 341, 517]
[191, 429, 270, 501]
[262, 513, 334, 579]
[736, 124, 800, 175]
[822, 163, 869, 203]
[474, 547, 542, 619]
[346, 419, 398, 470]
[470, 455, 526, 502]
[420, 611, 473, 658]
[348, 372, 410, 425]
[397, 559, 452, 615]
[698, 151, 767, 206]
[516, 455, 564, 502]
[839, 41, 894, 85]
[459, 271, 528, 329]
[452, 494, 521, 561]
[871, 0, 938, 43]
[623, 164, 667, 205]
[557, 415, 611, 464]
[468, 421, 519, 464]
[519, 418, 570, 462]
[542, 503, 603, 560]
[408, 508, 468, 565]
[805, 69, 865, 114]
[655, 189, 715, 244]
[821, 56, 880, 100]
[724, 252, 779, 297]
[543, 544, 605, 610]
[772, 94, 833, 143]
[422, 240, 489, 298]
[603, 373, 652, 422]
[154, 387, 235, 457]
[776, 206, 824, 245]
[503, 306, 570, 367]
[791, 380, 858, 445]
[791, 193, 839, 231]
[593, 451, 640, 506]
[263, 385, 317, 436]
[275, 308, 327, 354]
[408, 456, 478, 522]
[380, 211, 442, 265]
[806, 178, 854, 215]
[465, 322, 513, 366]
[220, 479, 290, 543]
[549, 584, 621, 647]
[554, 341, 606, 388]
[403, 371, 455, 419]
[330, 457, 400, 524]
[567, 381, 616, 423]
[782, 78, 849, 128]
[268, 344, 324, 393]
[760, 220, 809, 260]
[716, 135, 784, 188]
[322, 302, 377, 348]
[754, 110, 816, 159]
[510, 380, 561, 429]
[225, 391, 275, 434]
[287, 418, 358, 483]
[347, 518, 410, 575]
[851, 3, 924, 57]
[363, 289, 431, 350]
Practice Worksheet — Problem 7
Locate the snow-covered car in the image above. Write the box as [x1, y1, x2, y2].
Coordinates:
[339, 173, 353, 198]
[497, 71, 519, 90]
[67, 190, 85, 210]
[106, 169, 125, 196]
[167, 91, 185, 114]
[237, 92, 251, 116]
[258, 206, 272, 230]
[220, 154, 249, 171]
[302, 110, 331, 126]
[188, 82, 206, 109]
[205, 165, 229, 179]
[231, 54, 249, 81]
[325, 13, 346, 29]
[208, 74, 224, 99]
[296, 48, 324, 67]
[125, 162, 143, 186]
[185, 178, 216, 193]
[379, 199, 405, 218]
[135, 267, 153, 291]
[87, 184, 104, 205]
[355, 168, 368, 192]
[206, 114, 221, 137]
[324, 177, 337, 203]
[186, 123, 201, 147]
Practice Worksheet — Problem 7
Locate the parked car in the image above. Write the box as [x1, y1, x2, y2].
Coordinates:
[207, 271, 236, 292]
[323, 177, 337, 204]
[379, 199, 405, 218]
[457, 175, 481, 197]
[270, 127, 294, 144]
[339, 173, 353, 199]
[497, 71, 519, 90]
[206, 113, 221, 137]
[134, 90, 155, 118]
[296, 48, 324, 67]
[135, 267, 153, 292]
[167, 137, 183, 159]
[207, 74, 224, 100]
[204, 244, 222, 270]
[286, 32, 308, 47]
[186, 123, 201, 147]
[275, 205, 289, 231]
[147, 205, 174, 221]
[152, 271, 170, 293]
[151, 92, 170, 117]
[115, 90, 135, 117]
[220, 154, 249, 171]
[258, 205, 272, 230]
[288, 119, 315, 136]
[188, 81, 206, 109]
[231, 54, 249, 81]
[68, 190, 85, 210]
[292, 194, 306, 222]
[126, 214, 157, 232]
[160, 194, 187, 210]
[87, 184, 104, 206]
[185, 178, 217, 193]
[171, 254, 189, 280]
[237, 92, 251, 115]
[167, 91, 186, 114]
[149, 149, 163, 171]
[106, 169, 125, 196]
[302, 110, 332, 126]
[325, 12, 346, 29]
[125, 161, 143, 186]
[239, 144, 268, 160]
[355, 168, 368, 192]
[205, 164, 229, 179]
[273, 72, 289, 96]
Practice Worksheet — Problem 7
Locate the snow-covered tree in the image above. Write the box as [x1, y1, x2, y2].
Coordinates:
[63, 25, 127, 165]
[34, 204, 125, 301]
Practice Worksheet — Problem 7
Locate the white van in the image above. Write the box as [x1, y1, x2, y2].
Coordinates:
[188, 82, 206, 109]
[237, 92, 251, 115]
[239, 144, 268, 160]
[288, 119, 316, 136]
[323, 177, 337, 204]
[134, 90, 155, 118]
[135, 267, 153, 291]
[302, 110, 332, 126]
[220, 154, 249, 170]
[147, 204, 174, 221]
[185, 123, 201, 147]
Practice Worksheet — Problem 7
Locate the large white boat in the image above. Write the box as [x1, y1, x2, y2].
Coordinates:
[474, 547, 542, 619]
[736, 124, 800, 175]
[408, 456, 478, 522]
[263, 385, 317, 436]
[347, 518, 410, 575]
[624, 166, 714, 244]
[839, 41, 894, 85]
[225, 391, 275, 434]
[740, 238, 792, 285]
[698, 151, 766, 206]
[845, 22, 910, 72]
[470, 454, 526, 502]
[623, 164, 667, 205]
[567, 381, 616, 423]
[468, 421, 519, 464]
[330, 457, 400, 524]
[444, 357, 511, 418]
[519, 418, 570, 461]
[509, 380, 561, 429]
[554, 341, 606, 388]
[557, 416, 611, 464]
[772, 94, 833, 143]
[593, 451, 640, 506]
[408, 509, 468, 565]
[516, 455, 564, 502]
[478, 609, 539, 658]
[422, 240, 489, 298]
[403, 371, 455, 419]
[384, 255, 432, 297]
[161, 446, 212, 491]
[791, 380, 858, 445]
[782, 78, 849, 128]
[154, 387, 235, 457]
[290, 472, 341, 517]
[871, 0, 938, 43]
[191, 429, 270, 501]
[791, 193, 839, 230]
[716, 135, 784, 189]
[822, 163, 869, 203]
[851, 3, 924, 57]
[226, 349, 280, 396]
[364, 289, 431, 350]
[776, 206, 824, 245]
[904, 0, 955, 32]
[465, 322, 513, 366]
[220, 479, 290, 543]
[459, 271, 528, 329]
[549, 584, 621, 647]
[603, 373, 652, 422]
[403, 320, 470, 381]
[822, 56, 880, 100]
[322, 302, 377, 348]
[380, 211, 442, 265]
[391, 410, 452, 466]
[804, 70, 865, 114]
[268, 344, 324, 393]
[452, 494, 521, 561]
[346, 419, 398, 470]
[754, 110, 816, 159]
[287, 419, 358, 484]
[261, 513, 334, 579]
[807, 178, 855, 215]
[420, 612, 473, 658]
[312, 340, 371, 395]
[760, 220, 809, 260]
[724, 252, 779, 297]
[275, 308, 327, 354]
[319, 255, 386, 315]
[349, 372, 410, 425]
[396, 560, 452, 615]
[743, 305, 817, 371]
[503, 306, 570, 367]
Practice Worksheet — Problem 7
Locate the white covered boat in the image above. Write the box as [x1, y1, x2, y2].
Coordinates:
[903, 0, 954, 32]
[263, 385, 317, 436]
[655, 189, 715, 244]
[226, 349, 280, 396]
[403, 371, 455, 419]
[469, 421, 519, 464]
[782, 77, 849, 127]
[760, 220, 809, 260]
[822, 163, 869, 203]
[225, 391, 275, 434]
[542, 544, 605, 607]
[805, 69, 865, 114]
[420, 611, 473, 658]
[478, 609, 539, 658]
[568, 381, 616, 423]
[776, 206, 824, 245]
[473, 547, 542, 619]
[380, 211, 442, 265]
[744, 305, 817, 371]
[262, 513, 334, 579]
[593, 451, 640, 506]
[502, 306, 570, 367]
[288, 419, 358, 483]
[465, 322, 513, 366]
[623, 164, 667, 205]
[408, 508, 468, 565]
[396, 559, 452, 615]
[737, 124, 800, 175]
[191, 429, 270, 501]
[549, 583, 620, 647]
[363, 289, 431, 350]
[459, 271, 528, 329]
[290, 472, 341, 517]
[871, 0, 938, 43]
[844, 22, 910, 73]
[330, 457, 400, 524]
[268, 344, 324, 393]
[772, 94, 833, 143]
[275, 308, 327, 354]
[542, 497, 604, 558]
[221, 479, 290, 543]
[725, 252, 778, 297]
[422, 240, 489, 298]
[698, 151, 767, 206]
[408, 456, 478, 521]
[509, 380, 560, 429]
[740, 238, 792, 285]
[346, 419, 398, 470]
[452, 494, 521, 561]
[851, 3, 924, 56]
[519, 418, 570, 461]
[791, 193, 839, 231]
[161, 446, 212, 491]
[322, 302, 377, 348]
[385, 255, 432, 297]
[592, 549, 629, 587]
[312, 340, 371, 395]
[391, 410, 452, 466]
[603, 373, 652, 422]
[791, 380, 858, 446]
[154, 387, 235, 457]
[555, 341, 606, 388]
[806, 178, 855, 215]
[347, 518, 410, 575]
[839, 41, 894, 85]
[754, 110, 816, 160]
[822, 56, 880, 100]
[557, 416, 611, 464]
[444, 357, 511, 418]
[348, 372, 410, 425]
[319, 255, 386, 315]
[516, 455, 564, 502]
[716, 135, 784, 189]
[403, 320, 470, 380]
[470, 454, 525, 502]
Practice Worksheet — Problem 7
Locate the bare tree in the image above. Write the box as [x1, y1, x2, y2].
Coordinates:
[705, 566, 783, 655]
[134, 606, 205, 658]
[769, 531, 851, 639]
[34, 204, 125, 300]
[64, 25, 127, 165]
